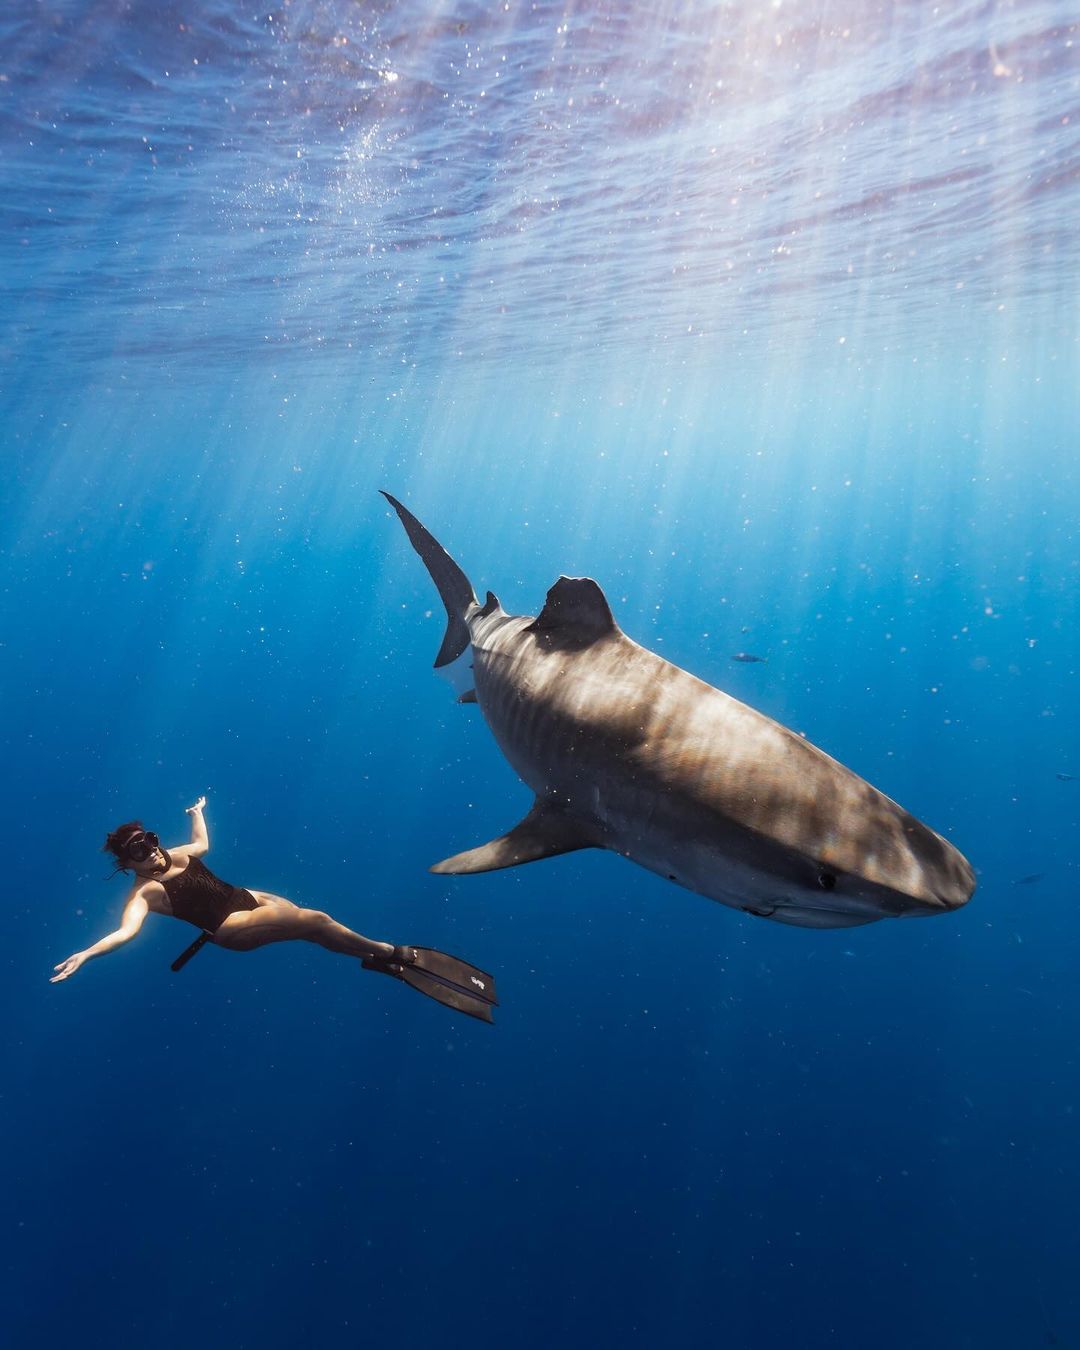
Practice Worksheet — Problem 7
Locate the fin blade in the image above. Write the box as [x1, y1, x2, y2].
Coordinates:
[400, 968, 495, 1022]
[362, 946, 497, 1022]
[430, 799, 595, 874]
[525, 576, 618, 648]
[408, 947, 498, 1006]
[381, 491, 477, 668]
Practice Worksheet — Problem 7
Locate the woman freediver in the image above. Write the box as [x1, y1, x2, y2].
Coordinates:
[50, 796, 497, 1022]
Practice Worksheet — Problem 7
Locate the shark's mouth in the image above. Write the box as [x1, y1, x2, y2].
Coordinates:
[748, 902, 885, 929]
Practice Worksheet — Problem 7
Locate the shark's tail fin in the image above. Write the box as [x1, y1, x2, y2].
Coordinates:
[381, 491, 477, 667]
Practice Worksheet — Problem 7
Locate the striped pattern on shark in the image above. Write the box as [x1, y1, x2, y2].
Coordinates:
[383, 492, 975, 930]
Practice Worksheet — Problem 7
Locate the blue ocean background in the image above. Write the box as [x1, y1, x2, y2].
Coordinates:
[3, 2, 1078, 1345]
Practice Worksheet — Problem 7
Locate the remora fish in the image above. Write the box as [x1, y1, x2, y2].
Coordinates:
[383, 493, 975, 929]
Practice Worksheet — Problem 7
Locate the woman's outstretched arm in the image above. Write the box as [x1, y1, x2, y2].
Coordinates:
[170, 795, 209, 862]
[185, 795, 209, 855]
[50, 893, 149, 982]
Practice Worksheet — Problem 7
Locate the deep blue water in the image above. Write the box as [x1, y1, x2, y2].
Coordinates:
[3, 2, 1079, 1347]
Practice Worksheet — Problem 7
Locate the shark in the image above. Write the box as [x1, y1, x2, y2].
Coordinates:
[382, 492, 975, 929]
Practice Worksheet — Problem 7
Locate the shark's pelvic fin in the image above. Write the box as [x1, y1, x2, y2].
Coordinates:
[430, 798, 596, 874]
[525, 575, 619, 650]
[381, 491, 477, 667]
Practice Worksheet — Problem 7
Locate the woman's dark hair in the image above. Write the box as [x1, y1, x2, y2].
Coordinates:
[103, 820, 146, 864]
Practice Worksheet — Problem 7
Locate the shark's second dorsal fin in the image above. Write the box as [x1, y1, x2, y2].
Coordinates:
[525, 576, 618, 649]
[429, 798, 596, 874]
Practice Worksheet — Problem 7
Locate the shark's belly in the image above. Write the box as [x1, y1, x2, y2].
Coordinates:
[577, 770, 904, 924]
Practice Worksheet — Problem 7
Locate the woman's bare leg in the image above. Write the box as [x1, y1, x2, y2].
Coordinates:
[214, 894, 394, 961]
[212, 894, 498, 1023]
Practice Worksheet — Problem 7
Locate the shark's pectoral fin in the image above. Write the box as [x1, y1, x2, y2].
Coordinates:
[430, 799, 596, 874]
[457, 689, 478, 704]
[525, 576, 620, 650]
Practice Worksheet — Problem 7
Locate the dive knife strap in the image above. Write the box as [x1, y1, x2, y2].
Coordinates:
[171, 930, 213, 973]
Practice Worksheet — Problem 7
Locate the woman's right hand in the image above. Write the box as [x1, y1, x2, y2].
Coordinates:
[50, 952, 87, 983]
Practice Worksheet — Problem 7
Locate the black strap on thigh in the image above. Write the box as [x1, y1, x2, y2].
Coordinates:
[171, 930, 213, 973]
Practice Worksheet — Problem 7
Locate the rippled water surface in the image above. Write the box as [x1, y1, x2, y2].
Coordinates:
[3, 0, 1077, 371]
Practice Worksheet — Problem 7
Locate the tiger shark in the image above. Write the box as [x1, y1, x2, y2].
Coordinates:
[383, 492, 975, 929]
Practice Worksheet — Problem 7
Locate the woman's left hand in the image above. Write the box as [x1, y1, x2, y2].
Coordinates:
[186, 795, 207, 814]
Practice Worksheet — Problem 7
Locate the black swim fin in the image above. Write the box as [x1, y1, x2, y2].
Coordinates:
[362, 945, 498, 1023]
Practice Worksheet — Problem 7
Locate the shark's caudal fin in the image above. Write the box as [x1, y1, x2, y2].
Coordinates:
[430, 798, 596, 874]
[381, 491, 477, 668]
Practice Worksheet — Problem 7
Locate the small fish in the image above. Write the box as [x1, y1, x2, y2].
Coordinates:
[1056, 772, 1075, 782]
[1013, 873, 1045, 885]
[731, 652, 767, 664]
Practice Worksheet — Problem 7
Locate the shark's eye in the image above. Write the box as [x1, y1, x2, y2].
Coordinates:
[817, 870, 837, 892]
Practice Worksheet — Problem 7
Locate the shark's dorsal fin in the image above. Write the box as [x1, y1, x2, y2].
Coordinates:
[429, 798, 596, 874]
[525, 576, 618, 649]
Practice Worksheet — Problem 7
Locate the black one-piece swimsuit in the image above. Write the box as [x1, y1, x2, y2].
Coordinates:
[161, 857, 259, 932]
